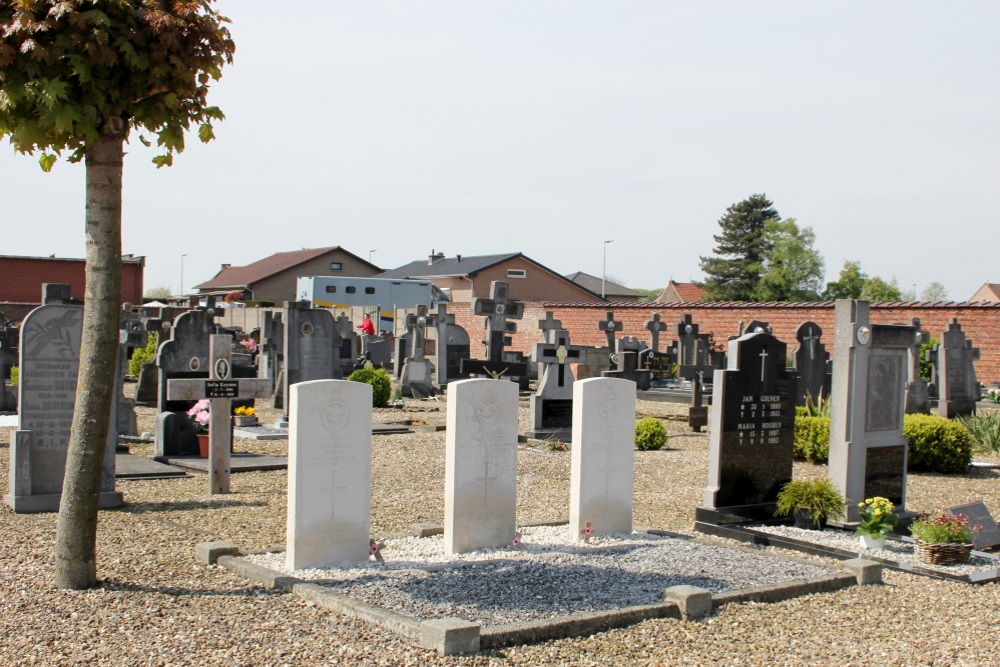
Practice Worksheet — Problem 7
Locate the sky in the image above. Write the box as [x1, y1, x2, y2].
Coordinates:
[2, 1, 998, 301]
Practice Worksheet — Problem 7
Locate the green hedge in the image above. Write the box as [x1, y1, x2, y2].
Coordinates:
[347, 368, 391, 407]
[794, 415, 830, 463]
[9, 366, 18, 386]
[128, 332, 158, 377]
[635, 417, 668, 451]
[903, 413, 972, 473]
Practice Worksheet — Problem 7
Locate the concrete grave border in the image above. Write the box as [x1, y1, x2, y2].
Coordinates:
[200, 524, 873, 656]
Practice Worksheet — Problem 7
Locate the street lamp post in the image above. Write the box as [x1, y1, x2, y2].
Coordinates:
[602, 240, 614, 299]
[180, 254, 187, 296]
[369, 249, 377, 263]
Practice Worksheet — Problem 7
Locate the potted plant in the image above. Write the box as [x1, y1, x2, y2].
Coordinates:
[854, 497, 899, 549]
[774, 478, 845, 530]
[909, 512, 981, 565]
[233, 404, 257, 427]
[187, 399, 211, 457]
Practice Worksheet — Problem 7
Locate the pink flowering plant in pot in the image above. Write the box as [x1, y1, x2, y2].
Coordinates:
[187, 399, 210, 434]
[854, 497, 898, 538]
[909, 512, 980, 544]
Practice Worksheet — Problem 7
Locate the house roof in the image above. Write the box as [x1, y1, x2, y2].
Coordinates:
[194, 246, 379, 290]
[656, 280, 707, 303]
[564, 271, 644, 298]
[377, 253, 522, 279]
[971, 283, 1000, 301]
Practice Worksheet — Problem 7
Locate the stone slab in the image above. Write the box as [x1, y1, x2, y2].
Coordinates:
[154, 453, 287, 473]
[115, 453, 188, 479]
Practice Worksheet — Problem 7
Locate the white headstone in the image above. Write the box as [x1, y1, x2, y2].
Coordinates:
[286, 379, 372, 569]
[444, 378, 518, 554]
[569, 377, 637, 538]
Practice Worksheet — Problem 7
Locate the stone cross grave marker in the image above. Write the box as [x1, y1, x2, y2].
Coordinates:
[460, 281, 526, 380]
[905, 318, 931, 414]
[678, 338, 717, 432]
[935, 319, 980, 418]
[697, 330, 795, 526]
[5, 302, 123, 513]
[433, 302, 470, 387]
[641, 313, 673, 380]
[602, 336, 653, 391]
[674, 314, 701, 367]
[133, 304, 181, 406]
[828, 300, 916, 524]
[529, 327, 587, 436]
[444, 378, 518, 553]
[597, 311, 622, 352]
[286, 379, 372, 569]
[792, 321, 831, 407]
[569, 377, 637, 538]
[401, 305, 437, 398]
[167, 335, 271, 494]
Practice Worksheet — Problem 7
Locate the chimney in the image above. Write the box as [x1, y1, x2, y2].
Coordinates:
[221, 263, 231, 270]
[456, 254, 461, 262]
[428, 249, 444, 265]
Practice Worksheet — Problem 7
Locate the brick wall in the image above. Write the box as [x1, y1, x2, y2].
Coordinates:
[451, 300, 1000, 383]
[0, 255, 145, 314]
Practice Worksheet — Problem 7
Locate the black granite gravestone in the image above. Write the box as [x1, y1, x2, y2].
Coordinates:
[947, 502, 1000, 552]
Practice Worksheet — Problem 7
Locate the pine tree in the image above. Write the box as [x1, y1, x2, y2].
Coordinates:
[699, 194, 778, 301]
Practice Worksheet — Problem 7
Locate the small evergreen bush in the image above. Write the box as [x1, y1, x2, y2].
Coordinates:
[793, 415, 830, 462]
[635, 417, 668, 451]
[903, 414, 972, 473]
[9, 366, 18, 386]
[128, 332, 158, 377]
[347, 367, 392, 407]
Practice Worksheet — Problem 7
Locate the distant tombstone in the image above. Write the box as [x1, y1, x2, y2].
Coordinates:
[114, 306, 147, 437]
[678, 339, 717, 433]
[674, 314, 702, 366]
[501, 350, 531, 390]
[602, 336, 652, 391]
[792, 321, 831, 406]
[529, 328, 586, 437]
[280, 302, 340, 420]
[5, 303, 123, 513]
[460, 281, 526, 381]
[740, 320, 772, 336]
[259, 310, 284, 403]
[828, 300, 916, 524]
[569, 377, 636, 538]
[334, 314, 356, 377]
[597, 311, 622, 351]
[697, 331, 795, 525]
[935, 319, 980, 418]
[433, 302, 470, 387]
[401, 305, 437, 398]
[0, 322, 18, 411]
[947, 502, 1000, 552]
[904, 318, 931, 414]
[286, 379, 373, 569]
[444, 378, 518, 554]
[393, 332, 410, 379]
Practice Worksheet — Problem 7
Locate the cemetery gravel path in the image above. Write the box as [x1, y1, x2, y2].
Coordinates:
[1, 388, 998, 666]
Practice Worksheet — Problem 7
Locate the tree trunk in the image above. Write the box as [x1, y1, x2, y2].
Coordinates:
[54, 133, 124, 589]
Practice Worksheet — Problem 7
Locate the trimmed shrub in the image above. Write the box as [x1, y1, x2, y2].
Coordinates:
[794, 415, 830, 463]
[635, 417, 668, 451]
[904, 414, 972, 474]
[9, 366, 18, 386]
[347, 367, 392, 407]
[128, 332, 158, 377]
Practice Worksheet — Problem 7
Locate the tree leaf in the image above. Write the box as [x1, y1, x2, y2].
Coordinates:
[197, 123, 214, 143]
[38, 153, 57, 172]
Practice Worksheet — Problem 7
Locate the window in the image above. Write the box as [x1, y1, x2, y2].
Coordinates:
[507, 269, 527, 278]
[346, 286, 356, 294]
[330, 262, 342, 271]
[365, 287, 375, 294]
[325, 286, 337, 293]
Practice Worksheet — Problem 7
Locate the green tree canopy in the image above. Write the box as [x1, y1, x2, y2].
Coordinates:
[1, 0, 234, 590]
[860, 276, 903, 301]
[822, 260, 903, 301]
[754, 218, 825, 301]
[699, 194, 778, 301]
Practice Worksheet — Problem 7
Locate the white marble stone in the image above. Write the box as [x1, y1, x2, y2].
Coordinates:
[444, 378, 518, 554]
[569, 377, 637, 539]
[286, 379, 372, 569]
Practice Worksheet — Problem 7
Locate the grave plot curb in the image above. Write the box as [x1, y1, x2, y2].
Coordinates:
[202, 539, 870, 656]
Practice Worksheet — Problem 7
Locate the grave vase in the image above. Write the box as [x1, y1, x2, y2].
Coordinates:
[859, 534, 887, 550]
[196, 433, 210, 458]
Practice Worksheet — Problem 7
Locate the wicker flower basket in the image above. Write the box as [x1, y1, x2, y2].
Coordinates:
[912, 539, 974, 566]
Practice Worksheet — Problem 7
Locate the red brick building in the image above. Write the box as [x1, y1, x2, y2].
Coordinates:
[0, 254, 145, 322]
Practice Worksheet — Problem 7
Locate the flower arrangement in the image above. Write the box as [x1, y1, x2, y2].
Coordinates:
[854, 497, 898, 538]
[240, 337, 257, 353]
[234, 405, 255, 417]
[187, 399, 210, 434]
[984, 386, 1000, 404]
[909, 512, 981, 544]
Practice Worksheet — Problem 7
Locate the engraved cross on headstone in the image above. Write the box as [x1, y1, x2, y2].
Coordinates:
[645, 313, 667, 353]
[801, 325, 820, 361]
[535, 330, 586, 387]
[166, 335, 272, 494]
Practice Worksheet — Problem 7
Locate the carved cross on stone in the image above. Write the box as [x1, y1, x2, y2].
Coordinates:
[535, 330, 586, 387]
[598, 311, 622, 350]
[800, 324, 821, 360]
[645, 313, 667, 353]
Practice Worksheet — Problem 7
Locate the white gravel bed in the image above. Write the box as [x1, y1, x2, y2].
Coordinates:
[244, 526, 836, 626]
[754, 524, 1000, 575]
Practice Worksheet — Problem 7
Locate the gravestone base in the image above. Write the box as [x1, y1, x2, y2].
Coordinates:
[695, 504, 781, 527]
[523, 428, 572, 443]
[4, 490, 124, 514]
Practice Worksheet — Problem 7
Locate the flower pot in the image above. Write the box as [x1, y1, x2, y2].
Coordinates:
[912, 539, 974, 566]
[792, 509, 826, 530]
[233, 416, 258, 427]
[196, 433, 210, 458]
[859, 534, 887, 550]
